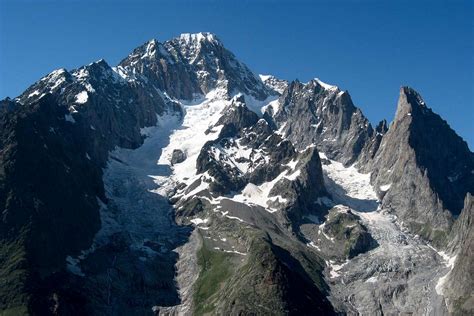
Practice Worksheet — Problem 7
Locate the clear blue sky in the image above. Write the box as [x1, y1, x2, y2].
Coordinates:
[1, 0, 473, 147]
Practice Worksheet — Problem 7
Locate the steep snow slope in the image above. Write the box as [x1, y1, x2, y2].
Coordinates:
[318, 153, 452, 315]
[156, 90, 229, 190]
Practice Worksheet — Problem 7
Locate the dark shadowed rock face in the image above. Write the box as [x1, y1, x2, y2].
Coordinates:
[0, 59, 177, 313]
[171, 149, 186, 165]
[444, 194, 474, 314]
[214, 94, 260, 139]
[357, 119, 388, 169]
[0, 94, 103, 314]
[370, 87, 474, 244]
[268, 79, 375, 166]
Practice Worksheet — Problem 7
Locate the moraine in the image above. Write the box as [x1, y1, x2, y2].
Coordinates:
[318, 153, 453, 315]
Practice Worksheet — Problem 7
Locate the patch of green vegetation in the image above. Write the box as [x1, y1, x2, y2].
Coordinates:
[217, 237, 285, 314]
[193, 242, 234, 315]
[343, 233, 360, 256]
[324, 212, 363, 257]
[214, 235, 335, 315]
[0, 237, 30, 313]
[410, 222, 447, 248]
[450, 295, 474, 316]
[0, 305, 29, 316]
[325, 212, 358, 237]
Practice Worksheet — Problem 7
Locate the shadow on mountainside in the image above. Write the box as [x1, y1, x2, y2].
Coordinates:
[64, 115, 193, 314]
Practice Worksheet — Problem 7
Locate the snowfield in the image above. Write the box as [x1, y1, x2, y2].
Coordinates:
[155, 89, 229, 192]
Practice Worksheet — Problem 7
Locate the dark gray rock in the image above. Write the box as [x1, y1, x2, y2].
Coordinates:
[444, 193, 474, 314]
[170, 149, 186, 165]
[271, 146, 328, 228]
[215, 95, 260, 138]
[357, 119, 388, 169]
[268, 79, 374, 165]
[370, 87, 474, 244]
[0, 59, 180, 313]
[260, 74, 288, 95]
[319, 208, 377, 260]
[118, 33, 271, 101]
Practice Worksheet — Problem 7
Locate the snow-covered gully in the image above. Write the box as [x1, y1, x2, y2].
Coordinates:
[320, 154, 453, 315]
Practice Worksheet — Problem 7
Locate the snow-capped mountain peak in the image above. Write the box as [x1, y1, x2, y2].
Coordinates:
[178, 32, 221, 45]
[1, 32, 472, 316]
[259, 74, 288, 95]
[311, 78, 340, 93]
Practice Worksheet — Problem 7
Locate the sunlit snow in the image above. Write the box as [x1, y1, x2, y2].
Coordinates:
[75, 91, 89, 104]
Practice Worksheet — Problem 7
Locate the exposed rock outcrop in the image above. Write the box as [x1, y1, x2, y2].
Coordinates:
[193, 96, 327, 226]
[444, 194, 474, 314]
[171, 149, 186, 165]
[316, 207, 377, 260]
[370, 87, 474, 244]
[268, 79, 375, 165]
[118, 33, 270, 101]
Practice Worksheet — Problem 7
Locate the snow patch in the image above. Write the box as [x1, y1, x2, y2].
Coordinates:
[75, 91, 89, 104]
[321, 154, 378, 212]
[314, 78, 339, 92]
[238, 93, 278, 116]
[224, 214, 247, 223]
[190, 218, 209, 226]
[259, 74, 272, 82]
[433, 247, 458, 296]
[307, 241, 321, 251]
[157, 89, 227, 189]
[327, 260, 348, 278]
[28, 90, 40, 98]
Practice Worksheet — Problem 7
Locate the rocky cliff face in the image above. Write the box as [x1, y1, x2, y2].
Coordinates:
[443, 194, 474, 314]
[187, 94, 327, 229]
[268, 79, 375, 166]
[118, 33, 270, 101]
[370, 87, 474, 244]
[0, 58, 185, 313]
